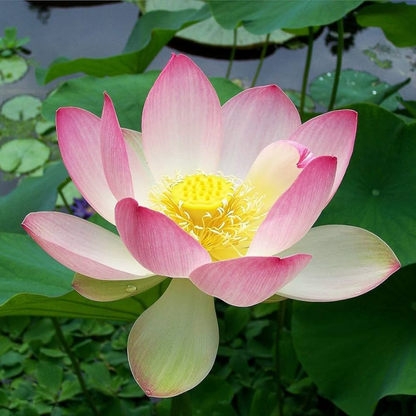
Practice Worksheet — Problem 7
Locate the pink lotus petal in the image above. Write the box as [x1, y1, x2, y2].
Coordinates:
[277, 225, 401, 301]
[22, 212, 152, 280]
[56, 107, 117, 224]
[245, 140, 313, 211]
[128, 279, 218, 398]
[219, 85, 301, 179]
[100, 93, 134, 200]
[248, 156, 337, 257]
[115, 198, 211, 277]
[122, 128, 154, 206]
[288, 110, 357, 199]
[142, 54, 222, 180]
[189, 254, 311, 307]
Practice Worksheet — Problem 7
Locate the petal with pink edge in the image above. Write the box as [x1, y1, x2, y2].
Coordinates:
[122, 128, 154, 206]
[72, 273, 165, 302]
[219, 85, 301, 179]
[142, 54, 222, 180]
[115, 198, 211, 278]
[276, 225, 400, 302]
[248, 156, 337, 257]
[57, 107, 117, 223]
[245, 140, 313, 211]
[100, 93, 134, 200]
[288, 110, 357, 199]
[189, 254, 311, 307]
[22, 212, 152, 280]
[128, 279, 218, 398]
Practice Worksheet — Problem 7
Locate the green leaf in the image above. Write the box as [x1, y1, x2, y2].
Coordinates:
[0, 162, 68, 233]
[208, 0, 364, 34]
[0, 139, 50, 174]
[58, 380, 81, 402]
[249, 389, 278, 416]
[356, 2, 416, 47]
[42, 73, 242, 131]
[398, 98, 416, 118]
[144, 0, 293, 47]
[224, 307, 251, 341]
[283, 89, 315, 113]
[1, 95, 42, 121]
[0, 56, 28, 85]
[0, 351, 24, 367]
[309, 70, 409, 111]
[36, 362, 63, 398]
[38, 6, 210, 84]
[292, 264, 416, 416]
[317, 104, 416, 267]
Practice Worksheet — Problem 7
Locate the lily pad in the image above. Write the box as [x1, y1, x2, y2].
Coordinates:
[0, 55, 28, 85]
[145, 0, 293, 47]
[317, 103, 416, 267]
[1, 95, 42, 121]
[309, 70, 407, 111]
[283, 89, 315, 112]
[0, 139, 50, 173]
[208, 0, 364, 34]
[356, 2, 416, 48]
[292, 263, 416, 416]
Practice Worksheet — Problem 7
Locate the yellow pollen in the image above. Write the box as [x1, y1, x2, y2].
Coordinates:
[149, 171, 266, 261]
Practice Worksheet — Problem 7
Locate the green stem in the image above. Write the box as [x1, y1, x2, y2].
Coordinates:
[226, 28, 238, 79]
[251, 33, 270, 87]
[276, 301, 287, 416]
[170, 393, 193, 416]
[300, 27, 314, 119]
[51, 318, 101, 416]
[328, 19, 344, 111]
[57, 177, 73, 214]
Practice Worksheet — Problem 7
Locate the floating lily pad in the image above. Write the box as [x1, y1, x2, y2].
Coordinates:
[1, 95, 42, 121]
[35, 119, 55, 137]
[145, 0, 293, 47]
[292, 264, 416, 416]
[309, 70, 406, 111]
[283, 89, 315, 112]
[0, 139, 50, 173]
[0, 55, 28, 85]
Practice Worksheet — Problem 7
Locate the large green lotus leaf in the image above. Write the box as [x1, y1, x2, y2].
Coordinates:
[37, 6, 210, 85]
[0, 139, 50, 173]
[42, 73, 242, 131]
[0, 232, 163, 320]
[145, 0, 293, 46]
[291, 263, 416, 416]
[0, 162, 68, 233]
[316, 104, 416, 267]
[0, 55, 28, 85]
[356, 2, 416, 47]
[208, 0, 364, 34]
[309, 70, 409, 111]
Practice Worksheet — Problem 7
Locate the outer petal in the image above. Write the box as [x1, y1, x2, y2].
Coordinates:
[189, 254, 311, 307]
[72, 273, 165, 302]
[22, 212, 152, 280]
[128, 279, 218, 398]
[219, 85, 301, 178]
[248, 156, 337, 257]
[122, 128, 154, 206]
[56, 107, 117, 223]
[115, 198, 211, 278]
[142, 54, 222, 180]
[288, 110, 357, 199]
[100, 93, 134, 200]
[277, 225, 401, 302]
[245, 140, 313, 211]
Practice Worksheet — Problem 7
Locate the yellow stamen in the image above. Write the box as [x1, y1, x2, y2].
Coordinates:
[149, 172, 266, 261]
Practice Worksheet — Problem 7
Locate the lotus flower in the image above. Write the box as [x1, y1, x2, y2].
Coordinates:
[22, 55, 400, 398]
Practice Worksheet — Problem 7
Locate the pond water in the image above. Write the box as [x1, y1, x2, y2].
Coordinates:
[1, 0, 415, 196]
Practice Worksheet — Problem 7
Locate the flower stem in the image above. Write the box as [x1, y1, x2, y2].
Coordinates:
[276, 300, 287, 416]
[51, 318, 101, 416]
[57, 177, 73, 214]
[170, 393, 193, 416]
[251, 33, 270, 88]
[328, 19, 344, 111]
[300, 27, 314, 119]
[226, 28, 238, 79]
